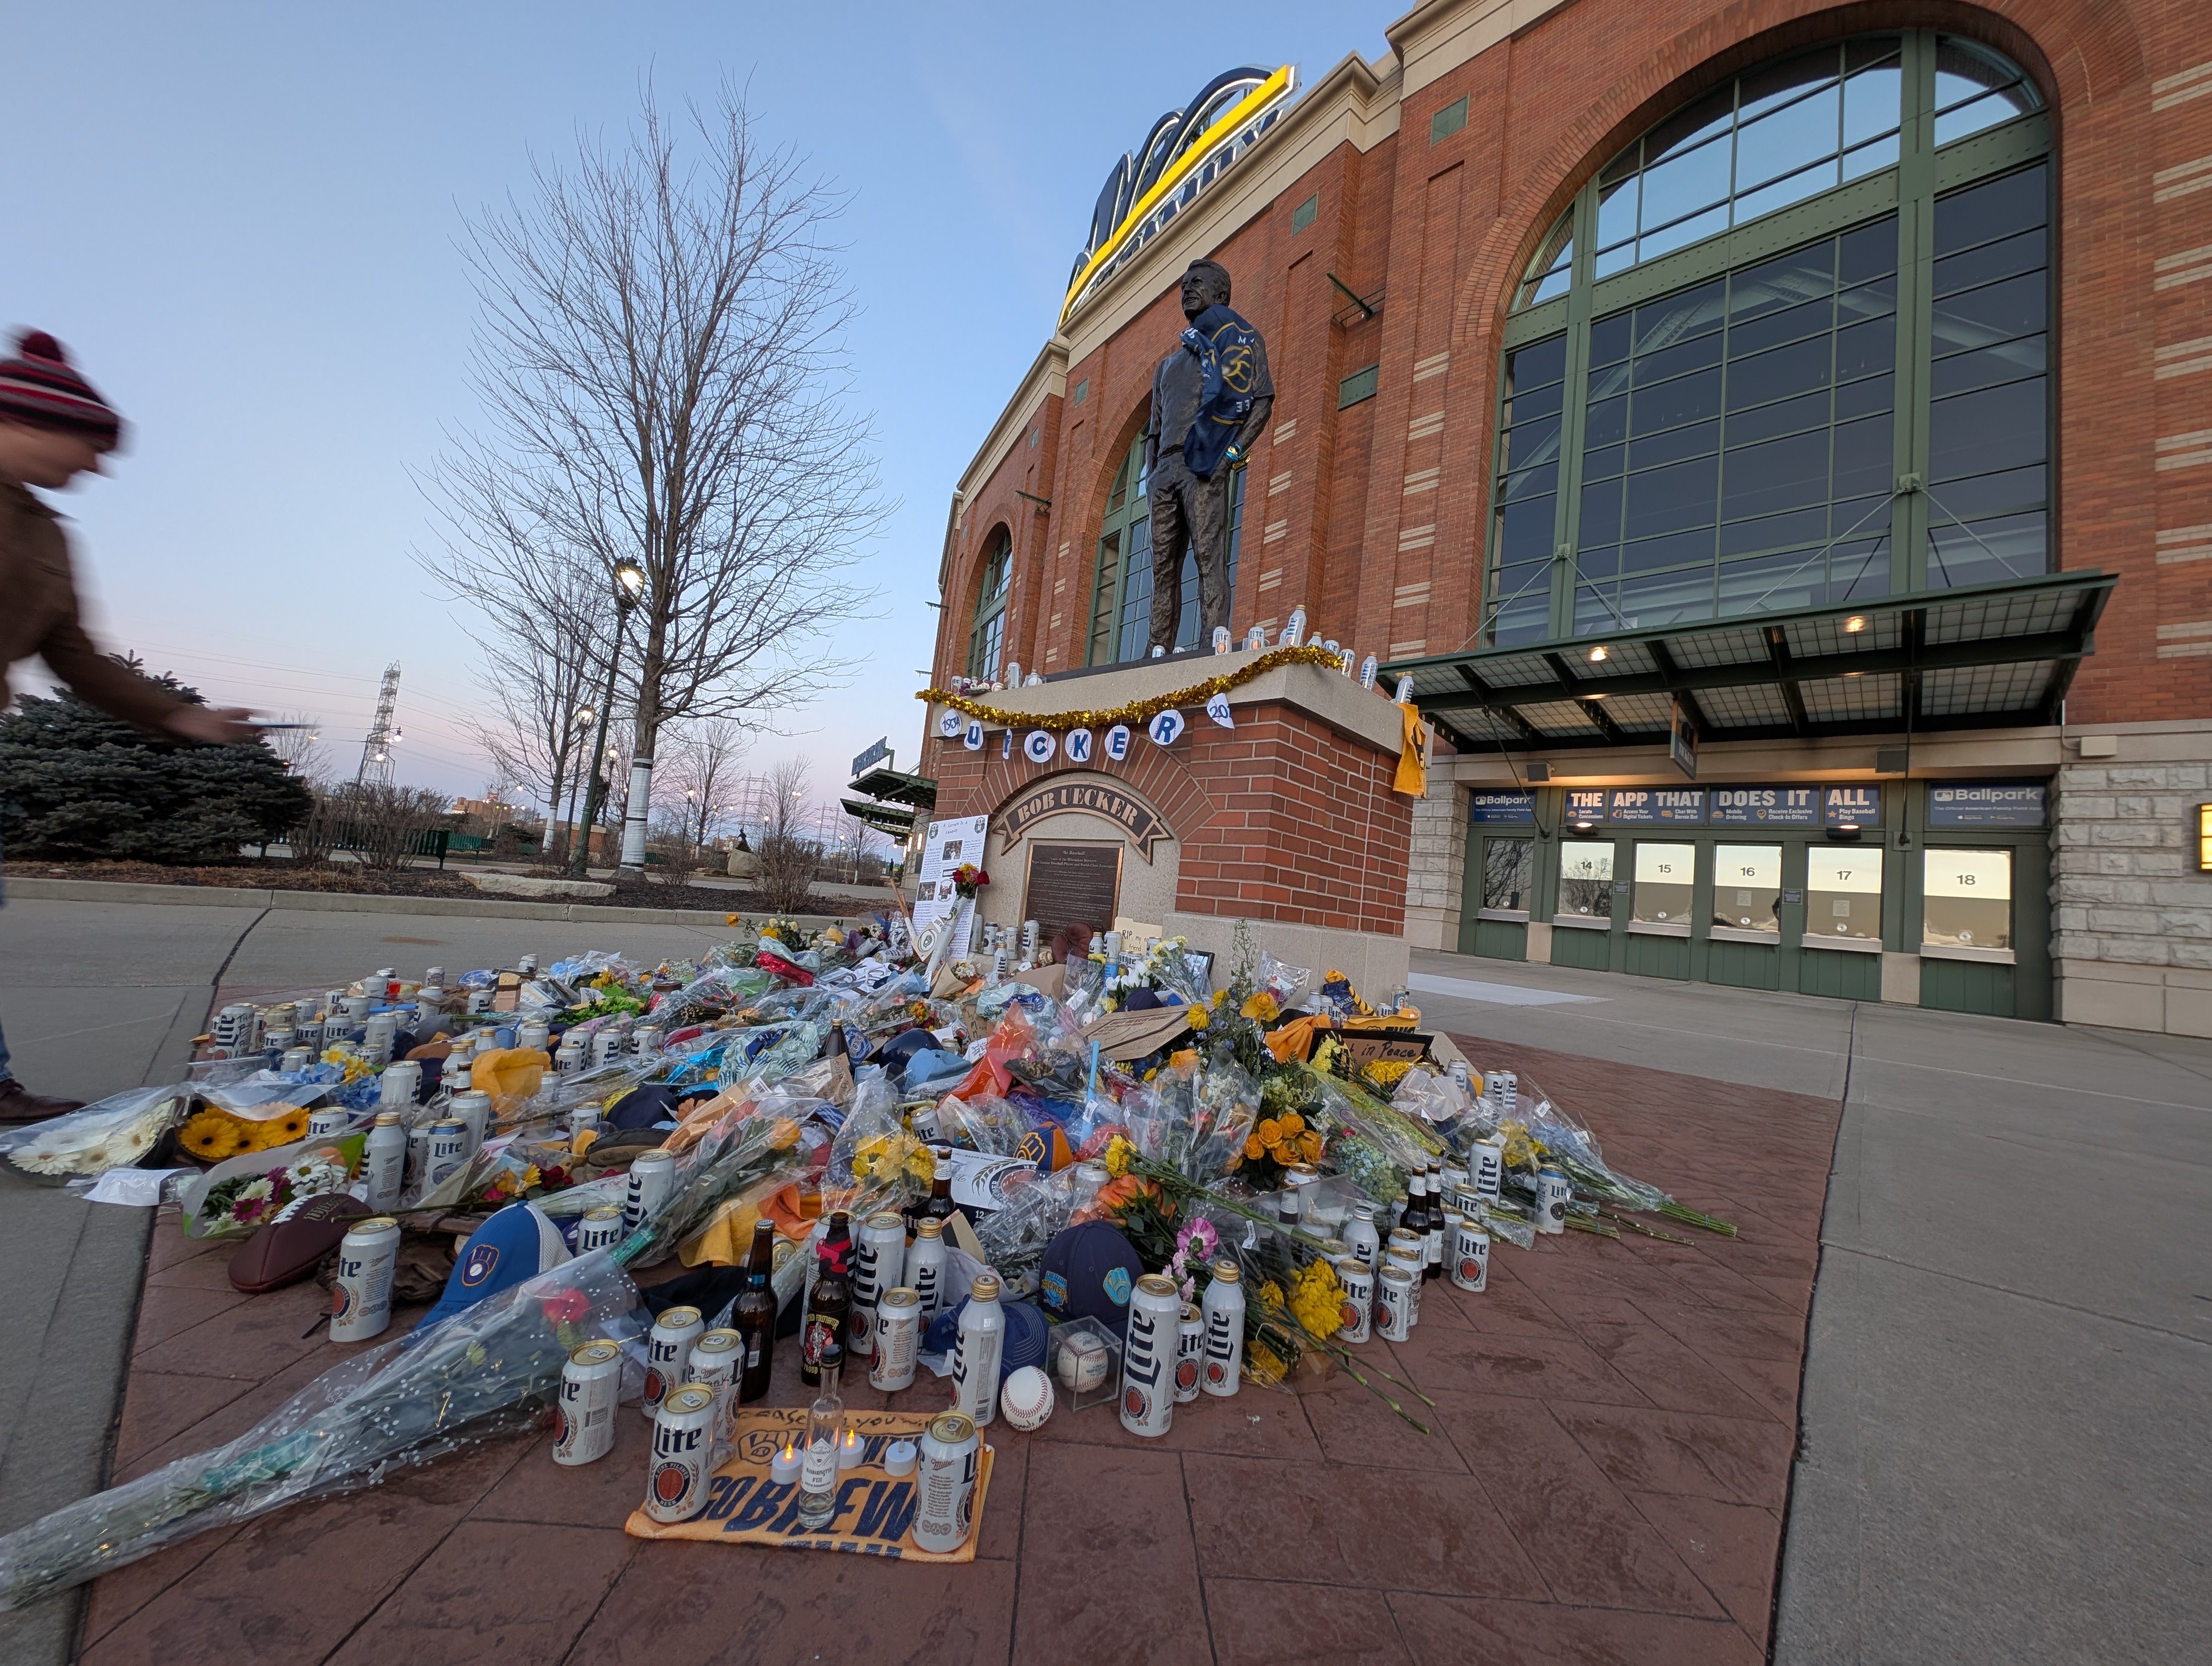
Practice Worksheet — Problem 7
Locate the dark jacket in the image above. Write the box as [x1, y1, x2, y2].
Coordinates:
[1, 477, 183, 733]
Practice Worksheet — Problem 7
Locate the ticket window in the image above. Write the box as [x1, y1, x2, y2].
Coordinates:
[1630, 842, 1696, 935]
[1479, 837, 1535, 919]
[1922, 849, 2013, 957]
[1556, 843, 1615, 927]
[1711, 844, 1782, 939]
[1805, 847, 1883, 949]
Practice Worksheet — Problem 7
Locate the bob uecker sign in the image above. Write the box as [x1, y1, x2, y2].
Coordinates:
[999, 779, 1170, 861]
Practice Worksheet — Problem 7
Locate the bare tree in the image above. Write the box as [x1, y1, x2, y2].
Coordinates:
[451, 550, 616, 862]
[657, 717, 749, 851]
[753, 755, 817, 914]
[436, 82, 882, 880]
[264, 710, 333, 786]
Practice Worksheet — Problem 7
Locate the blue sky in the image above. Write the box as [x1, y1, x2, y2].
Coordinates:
[7, 1, 1390, 817]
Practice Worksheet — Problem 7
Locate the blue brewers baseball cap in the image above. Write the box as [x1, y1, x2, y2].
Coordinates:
[1038, 1221, 1146, 1338]
[423, 1200, 572, 1327]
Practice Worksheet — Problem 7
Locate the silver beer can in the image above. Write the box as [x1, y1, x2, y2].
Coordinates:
[643, 1383, 716, 1523]
[422, 1117, 470, 1191]
[1174, 1303, 1205, 1404]
[306, 1105, 350, 1139]
[642, 1305, 704, 1420]
[686, 1328, 744, 1457]
[569, 1102, 602, 1140]
[848, 1212, 906, 1360]
[629, 1025, 662, 1055]
[903, 1220, 947, 1319]
[448, 1089, 493, 1154]
[622, 1149, 678, 1234]
[330, 1217, 400, 1343]
[554, 1041, 584, 1075]
[294, 1015, 325, 1051]
[1378, 1265, 1417, 1341]
[1471, 1137, 1505, 1202]
[263, 1026, 296, 1057]
[518, 1020, 550, 1054]
[1493, 1070, 1519, 1117]
[280, 1047, 315, 1074]
[1534, 1166, 1570, 1235]
[517, 953, 538, 977]
[914, 1412, 980, 1554]
[576, 1203, 624, 1253]
[1118, 1273, 1180, 1438]
[378, 1060, 421, 1108]
[1333, 1255, 1373, 1344]
[589, 1027, 623, 1067]
[554, 1338, 622, 1466]
[870, 1286, 921, 1393]
[213, 1002, 254, 1048]
[1451, 1218, 1492, 1292]
[364, 1112, 407, 1211]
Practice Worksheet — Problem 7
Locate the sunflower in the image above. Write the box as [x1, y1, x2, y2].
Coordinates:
[267, 1107, 312, 1146]
[179, 1111, 243, 1162]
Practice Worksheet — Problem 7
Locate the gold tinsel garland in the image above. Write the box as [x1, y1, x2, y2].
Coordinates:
[917, 643, 1349, 734]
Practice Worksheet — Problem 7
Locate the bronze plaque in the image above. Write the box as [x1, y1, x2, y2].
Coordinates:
[1023, 843, 1122, 949]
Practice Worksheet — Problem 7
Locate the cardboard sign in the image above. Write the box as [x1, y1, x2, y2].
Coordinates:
[624, 1407, 997, 1560]
[1316, 1029, 1433, 1068]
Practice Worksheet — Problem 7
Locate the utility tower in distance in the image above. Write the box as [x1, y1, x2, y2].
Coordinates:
[355, 662, 402, 786]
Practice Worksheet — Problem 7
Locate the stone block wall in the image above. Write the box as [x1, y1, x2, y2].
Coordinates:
[1405, 777, 1467, 951]
[2051, 746, 2212, 1037]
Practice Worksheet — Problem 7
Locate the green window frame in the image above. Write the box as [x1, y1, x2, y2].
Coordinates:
[1486, 31, 2049, 648]
[1087, 431, 1247, 664]
[1292, 193, 1319, 233]
[967, 527, 1012, 682]
[1432, 96, 1468, 144]
[1340, 364, 1380, 407]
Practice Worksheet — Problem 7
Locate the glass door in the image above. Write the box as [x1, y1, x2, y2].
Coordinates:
[1465, 834, 1535, 960]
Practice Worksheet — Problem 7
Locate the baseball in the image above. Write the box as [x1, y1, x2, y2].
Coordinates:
[1000, 1364, 1054, 1431]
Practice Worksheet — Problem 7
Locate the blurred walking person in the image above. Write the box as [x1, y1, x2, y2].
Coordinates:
[0, 329, 254, 1122]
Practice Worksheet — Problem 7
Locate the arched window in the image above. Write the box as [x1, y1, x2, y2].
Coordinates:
[1086, 431, 1248, 663]
[967, 528, 1012, 682]
[1487, 31, 2048, 646]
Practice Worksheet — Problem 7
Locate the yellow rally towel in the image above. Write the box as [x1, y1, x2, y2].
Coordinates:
[624, 1406, 996, 1560]
[467, 1048, 549, 1108]
[1393, 701, 1431, 797]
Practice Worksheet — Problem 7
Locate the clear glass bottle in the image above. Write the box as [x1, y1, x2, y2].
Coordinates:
[796, 1339, 845, 1530]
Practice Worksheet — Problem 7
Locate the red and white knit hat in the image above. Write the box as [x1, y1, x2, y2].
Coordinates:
[0, 330, 123, 447]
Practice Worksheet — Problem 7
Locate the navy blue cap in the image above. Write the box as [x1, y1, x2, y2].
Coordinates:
[1038, 1221, 1145, 1338]
[422, 1201, 571, 1328]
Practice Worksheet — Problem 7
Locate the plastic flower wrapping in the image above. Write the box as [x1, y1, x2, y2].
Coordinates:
[0, 907, 1748, 1606]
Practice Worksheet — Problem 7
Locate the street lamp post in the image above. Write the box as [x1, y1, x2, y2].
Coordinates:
[566, 560, 644, 879]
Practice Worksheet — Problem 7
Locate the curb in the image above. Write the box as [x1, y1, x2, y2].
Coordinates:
[2, 875, 859, 930]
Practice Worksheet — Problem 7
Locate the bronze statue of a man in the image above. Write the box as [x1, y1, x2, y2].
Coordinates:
[1144, 258, 1273, 654]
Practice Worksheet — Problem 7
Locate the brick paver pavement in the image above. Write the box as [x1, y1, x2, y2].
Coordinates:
[75, 1039, 1837, 1665]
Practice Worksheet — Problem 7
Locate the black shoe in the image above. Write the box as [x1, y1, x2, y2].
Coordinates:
[0, 1080, 85, 1124]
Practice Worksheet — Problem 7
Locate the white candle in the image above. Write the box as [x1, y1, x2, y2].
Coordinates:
[770, 1439, 801, 1484]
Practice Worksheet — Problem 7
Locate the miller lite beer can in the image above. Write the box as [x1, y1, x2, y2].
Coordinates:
[1378, 1265, 1417, 1341]
[1119, 1273, 1180, 1437]
[1200, 1260, 1245, 1396]
[1470, 1137, 1505, 1201]
[1333, 1255, 1373, 1344]
[329, 1217, 398, 1343]
[554, 1339, 622, 1466]
[307, 1105, 350, 1140]
[849, 1211, 906, 1360]
[914, 1412, 980, 1554]
[904, 1218, 947, 1318]
[576, 1203, 624, 1253]
[622, 1149, 678, 1234]
[642, 1305, 704, 1420]
[685, 1328, 744, 1458]
[421, 1117, 470, 1191]
[1174, 1303, 1204, 1404]
[871, 1286, 921, 1393]
[643, 1383, 716, 1523]
[1451, 1218, 1492, 1292]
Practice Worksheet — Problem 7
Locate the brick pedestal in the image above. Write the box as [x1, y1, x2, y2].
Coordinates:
[924, 654, 1416, 995]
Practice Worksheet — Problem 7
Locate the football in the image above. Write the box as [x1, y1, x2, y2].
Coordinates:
[1000, 1364, 1054, 1430]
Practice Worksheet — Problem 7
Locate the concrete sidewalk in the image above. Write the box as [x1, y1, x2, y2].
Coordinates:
[0, 898, 784, 1664]
[1410, 947, 2212, 1666]
[2, 895, 2203, 1663]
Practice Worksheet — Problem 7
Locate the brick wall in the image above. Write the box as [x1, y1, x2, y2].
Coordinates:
[927, 700, 1410, 935]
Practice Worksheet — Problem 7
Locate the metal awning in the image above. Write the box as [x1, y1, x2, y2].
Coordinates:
[840, 797, 917, 836]
[1382, 572, 2114, 751]
[848, 766, 937, 810]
